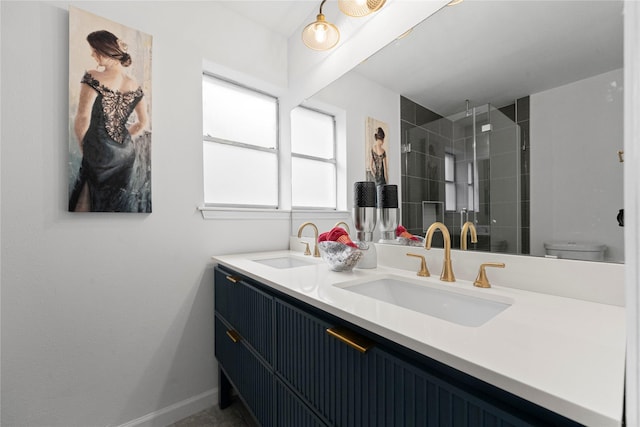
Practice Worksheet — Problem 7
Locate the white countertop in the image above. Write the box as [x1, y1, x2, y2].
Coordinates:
[212, 249, 626, 427]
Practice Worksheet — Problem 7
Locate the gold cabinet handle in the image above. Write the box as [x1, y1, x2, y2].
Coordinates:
[326, 326, 374, 353]
[473, 262, 505, 288]
[225, 275, 240, 284]
[226, 329, 241, 343]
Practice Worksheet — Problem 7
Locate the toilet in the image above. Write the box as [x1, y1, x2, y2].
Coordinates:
[543, 241, 607, 261]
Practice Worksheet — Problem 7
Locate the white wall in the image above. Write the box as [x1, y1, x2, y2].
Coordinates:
[0, 2, 293, 426]
[530, 68, 624, 262]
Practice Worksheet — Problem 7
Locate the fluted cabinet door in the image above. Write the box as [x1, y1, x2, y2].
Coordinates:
[274, 298, 542, 427]
[276, 377, 327, 427]
[214, 315, 275, 427]
[214, 267, 273, 364]
[275, 298, 371, 426]
[233, 276, 274, 365]
[214, 315, 242, 391]
[214, 269, 236, 325]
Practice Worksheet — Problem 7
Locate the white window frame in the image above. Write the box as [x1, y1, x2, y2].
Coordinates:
[291, 106, 338, 210]
[202, 72, 280, 209]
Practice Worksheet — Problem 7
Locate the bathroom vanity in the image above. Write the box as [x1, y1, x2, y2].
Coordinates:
[212, 248, 625, 427]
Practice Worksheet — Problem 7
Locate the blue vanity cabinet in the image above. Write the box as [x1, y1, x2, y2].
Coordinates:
[214, 266, 582, 427]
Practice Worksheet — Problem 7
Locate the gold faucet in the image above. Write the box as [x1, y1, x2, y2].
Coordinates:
[460, 221, 478, 250]
[424, 222, 455, 282]
[334, 221, 351, 235]
[474, 262, 505, 288]
[297, 222, 320, 257]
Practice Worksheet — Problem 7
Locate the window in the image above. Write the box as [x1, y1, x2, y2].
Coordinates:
[444, 152, 456, 211]
[202, 74, 279, 207]
[290, 107, 337, 209]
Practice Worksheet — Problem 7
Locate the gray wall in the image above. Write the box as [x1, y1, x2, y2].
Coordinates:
[530, 68, 624, 262]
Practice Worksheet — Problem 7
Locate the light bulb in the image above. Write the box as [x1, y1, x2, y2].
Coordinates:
[355, 0, 366, 5]
[314, 23, 327, 43]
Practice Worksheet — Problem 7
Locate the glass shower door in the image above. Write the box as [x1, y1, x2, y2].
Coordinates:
[448, 104, 521, 254]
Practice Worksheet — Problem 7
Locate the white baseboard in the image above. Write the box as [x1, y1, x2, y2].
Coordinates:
[116, 388, 218, 427]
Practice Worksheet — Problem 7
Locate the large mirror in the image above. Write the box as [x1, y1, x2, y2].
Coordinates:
[311, 0, 624, 263]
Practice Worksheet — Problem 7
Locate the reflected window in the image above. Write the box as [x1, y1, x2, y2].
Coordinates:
[291, 107, 337, 209]
[445, 152, 456, 211]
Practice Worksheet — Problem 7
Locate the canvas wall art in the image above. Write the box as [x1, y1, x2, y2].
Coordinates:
[68, 7, 152, 213]
[365, 117, 389, 186]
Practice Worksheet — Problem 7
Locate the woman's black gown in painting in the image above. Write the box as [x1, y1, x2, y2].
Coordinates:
[371, 149, 387, 186]
[69, 72, 146, 212]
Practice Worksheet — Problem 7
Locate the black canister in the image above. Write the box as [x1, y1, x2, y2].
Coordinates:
[376, 184, 398, 209]
[354, 181, 377, 207]
[377, 185, 398, 241]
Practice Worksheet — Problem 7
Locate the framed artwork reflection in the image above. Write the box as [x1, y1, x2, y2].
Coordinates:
[365, 117, 389, 186]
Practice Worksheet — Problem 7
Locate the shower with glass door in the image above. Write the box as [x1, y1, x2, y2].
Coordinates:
[445, 103, 522, 253]
[401, 100, 523, 254]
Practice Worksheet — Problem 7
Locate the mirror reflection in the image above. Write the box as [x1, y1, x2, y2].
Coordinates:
[315, 0, 624, 263]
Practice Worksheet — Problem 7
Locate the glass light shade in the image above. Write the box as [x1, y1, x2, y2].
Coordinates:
[338, 0, 386, 17]
[302, 14, 340, 51]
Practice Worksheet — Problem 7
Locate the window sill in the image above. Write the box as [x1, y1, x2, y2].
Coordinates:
[198, 206, 291, 220]
[198, 207, 350, 221]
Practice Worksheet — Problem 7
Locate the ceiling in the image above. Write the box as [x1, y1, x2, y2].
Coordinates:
[219, 1, 319, 37]
[353, 0, 623, 116]
[218, 1, 623, 117]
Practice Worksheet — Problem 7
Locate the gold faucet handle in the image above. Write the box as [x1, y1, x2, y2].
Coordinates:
[300, 241, 311, 256]
[474, 262, 505, 288]
[406, 253, 430, 277]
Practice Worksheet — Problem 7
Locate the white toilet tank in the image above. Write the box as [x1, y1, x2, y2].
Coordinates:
[544, 241, 607, 261]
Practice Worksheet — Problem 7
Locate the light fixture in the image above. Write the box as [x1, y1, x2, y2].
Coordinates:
[396, 28, 413, 40]
[338, 0, 386, 17]
[447, 0, 464, 5]
[302, 0, 340, 51]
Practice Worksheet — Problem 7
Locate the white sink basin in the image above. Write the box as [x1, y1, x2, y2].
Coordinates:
[336, 275, 511, 327]
[253, 256, 316, 269]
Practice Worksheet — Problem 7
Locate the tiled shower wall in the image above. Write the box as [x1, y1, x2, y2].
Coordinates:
[400, 96, 530, 253]
[499, 98, 530, 254]
[400, 96, 448, 247]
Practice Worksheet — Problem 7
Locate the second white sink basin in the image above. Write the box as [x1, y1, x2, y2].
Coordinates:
[336, 275, 512, 327]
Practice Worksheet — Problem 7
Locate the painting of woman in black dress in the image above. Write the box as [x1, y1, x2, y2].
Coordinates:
[365, 117, 389, 186]
[68, 8, 152, 212]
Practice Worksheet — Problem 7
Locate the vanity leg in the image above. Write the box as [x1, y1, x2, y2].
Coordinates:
[219, 368, 233, 409]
